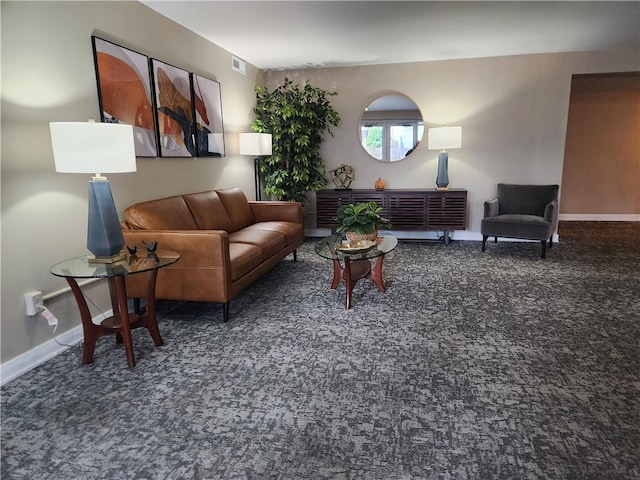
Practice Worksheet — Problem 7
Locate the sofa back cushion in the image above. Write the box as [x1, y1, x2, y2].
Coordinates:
[216, 188, 255, 231]
[497, 184, 559, 216]
[124, 195, 199, 230]
[183, 190, 234, 232]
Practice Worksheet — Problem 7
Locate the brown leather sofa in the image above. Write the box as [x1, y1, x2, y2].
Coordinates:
[120, 187, 304, 321]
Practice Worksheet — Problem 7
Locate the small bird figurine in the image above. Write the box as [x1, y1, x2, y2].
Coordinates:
[143, 240, 158, 253]
[126, 245, 137, 255]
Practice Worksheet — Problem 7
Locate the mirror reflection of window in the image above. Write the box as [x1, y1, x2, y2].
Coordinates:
[359, 95, 423, 162]
[361, 124, 384, 160]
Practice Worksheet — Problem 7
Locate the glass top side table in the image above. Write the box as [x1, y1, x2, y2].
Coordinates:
[51, 249, 180, 367]
[314, 234, 398, 309]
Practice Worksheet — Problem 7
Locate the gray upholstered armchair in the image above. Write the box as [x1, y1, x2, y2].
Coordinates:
[481, 183, 559, 259]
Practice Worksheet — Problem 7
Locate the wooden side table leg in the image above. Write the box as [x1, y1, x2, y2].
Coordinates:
[112, 276, 136, 368]
[343, 259, 372, 309]
[344, 257, 353, 309]
[330, 258, 343, 289]
[109, 279, 122, 346]
[65, 278, 98, 364]
[143, 269, 164, 347]
[369, 254, 387, 292]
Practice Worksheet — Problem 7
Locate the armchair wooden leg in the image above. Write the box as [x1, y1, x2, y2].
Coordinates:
[494, 236, 498, 243]
[293, 249, 297, 262]
[482, 235, 488, 252]
[541, 240, 547, 259]
[548, 237, 553, 249]
[222, 301, 230, 322]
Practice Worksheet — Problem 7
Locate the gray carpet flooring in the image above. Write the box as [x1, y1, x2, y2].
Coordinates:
[2, 222, 639, 479]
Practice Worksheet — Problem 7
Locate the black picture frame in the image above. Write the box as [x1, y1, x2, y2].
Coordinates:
[91, 36, 158, 157]
[150, 58, 196, 157]
[191, 73, 225, 157]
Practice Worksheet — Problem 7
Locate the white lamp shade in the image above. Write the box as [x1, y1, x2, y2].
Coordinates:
[428, 126, 462, 150]
[239, 133, 272, 156]
[50, 122, 137, 174]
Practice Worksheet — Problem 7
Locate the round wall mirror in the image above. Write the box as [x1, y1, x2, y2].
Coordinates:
[359, 94, 424, 162]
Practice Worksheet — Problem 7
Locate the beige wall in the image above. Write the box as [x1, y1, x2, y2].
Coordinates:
[1, 0, 639, 368]
[1, 1, 261, 364]
[266, 50, 640, 232]
[561, 73, 640, 216]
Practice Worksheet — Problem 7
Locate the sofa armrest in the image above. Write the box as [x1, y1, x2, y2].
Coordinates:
[249, 201, 303, 224]
[544, 199, 559, 227]
[121, 229, 233, 302]
[484, 198, 499, 218]
[121, 229, 230, 270]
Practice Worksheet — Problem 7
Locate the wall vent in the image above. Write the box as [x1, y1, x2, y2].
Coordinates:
[232, 56, 246, 75]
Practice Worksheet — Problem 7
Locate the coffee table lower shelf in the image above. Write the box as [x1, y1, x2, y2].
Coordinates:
[330, 256, 387, 309]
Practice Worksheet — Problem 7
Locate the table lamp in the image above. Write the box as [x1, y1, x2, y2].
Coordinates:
[428, 126, 462, 190]
[50, 121, 137, 263]
[239, 132, 272, 200]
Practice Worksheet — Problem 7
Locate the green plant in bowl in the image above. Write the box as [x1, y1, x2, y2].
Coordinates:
[335, 201, 392, 240]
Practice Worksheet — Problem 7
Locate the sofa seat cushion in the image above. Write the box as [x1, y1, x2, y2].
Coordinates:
[228, 243, 263, 281]
[216, 188, 255, 232]
[124, 195, 199, 230]
[481, 214, 552, 240]
[229, 228, 286, 258]
[183, 190, 234, 232]
[246, 221, 302, 246]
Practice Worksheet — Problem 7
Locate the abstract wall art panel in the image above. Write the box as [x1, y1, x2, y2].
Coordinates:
[91, 36, 158, 157]
[191, 74, 225, 157]
[151, 59, 196, 157]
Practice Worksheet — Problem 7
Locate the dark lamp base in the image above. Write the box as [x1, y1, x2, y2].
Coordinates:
[435, 152, 450, 190]
[87, 179, 126, 263]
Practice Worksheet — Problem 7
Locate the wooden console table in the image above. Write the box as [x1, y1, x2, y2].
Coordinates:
[316, 188, 467, 244]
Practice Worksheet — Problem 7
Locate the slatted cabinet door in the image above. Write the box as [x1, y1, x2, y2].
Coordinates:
[426, 191, 467, 230]
[388, 192, 427, 230]
[316, 189, 467, 235]
[316, 190, 351, 228]
[350, 191, 388, 218]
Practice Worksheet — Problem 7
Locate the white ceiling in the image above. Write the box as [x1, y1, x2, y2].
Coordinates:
[141, 1, 640, 71]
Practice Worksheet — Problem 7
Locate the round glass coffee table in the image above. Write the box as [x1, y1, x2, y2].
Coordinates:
[314, 234, 398, 309]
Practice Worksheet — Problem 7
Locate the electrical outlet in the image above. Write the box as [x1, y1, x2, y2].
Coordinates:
[24, 291, 44, 316]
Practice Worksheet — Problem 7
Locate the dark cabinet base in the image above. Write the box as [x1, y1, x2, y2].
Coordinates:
[316, 188, 467, 243]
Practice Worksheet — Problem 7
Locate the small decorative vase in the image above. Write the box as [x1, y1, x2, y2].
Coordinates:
[375, 177, 385, 191]
[346, 230, 378, 242]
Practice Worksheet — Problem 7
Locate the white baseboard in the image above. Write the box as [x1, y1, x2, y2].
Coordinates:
[0, 326, 83, 386]
[0, 311, 111, 386]
[559, 214, 640, 221]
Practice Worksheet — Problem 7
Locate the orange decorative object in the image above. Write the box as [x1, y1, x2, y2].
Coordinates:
[375, 178, 385, 190]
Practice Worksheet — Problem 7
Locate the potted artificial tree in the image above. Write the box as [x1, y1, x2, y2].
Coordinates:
[335, 201, 392, 241]
[251, 78, 341, 202]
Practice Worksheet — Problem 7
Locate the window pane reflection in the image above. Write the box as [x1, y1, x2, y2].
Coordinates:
[361, 121, 423, 162]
